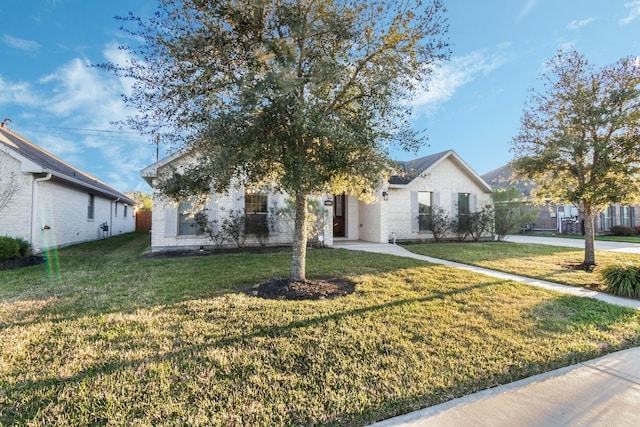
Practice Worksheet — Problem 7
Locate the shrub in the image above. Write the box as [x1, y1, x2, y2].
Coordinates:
[427, 206, 450, 242]
[610, 225, 637, 236]
[16, 237, 33, 257]
[600, 262, 640, 298]
[0, 236, 20, 261]
[469, 205, 494, 241]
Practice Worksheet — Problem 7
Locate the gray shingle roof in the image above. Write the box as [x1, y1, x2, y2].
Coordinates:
[389, 150, 452, 184]
[0, 126, 135, 204]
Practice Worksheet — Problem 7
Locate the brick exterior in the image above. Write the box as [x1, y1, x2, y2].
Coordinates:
[386, 156, 493, 242]
[144, 151, 493, 251]
[0, 148, 135, 252]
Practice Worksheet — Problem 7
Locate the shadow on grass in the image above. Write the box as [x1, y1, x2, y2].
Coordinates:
[5, 280, 640, 426]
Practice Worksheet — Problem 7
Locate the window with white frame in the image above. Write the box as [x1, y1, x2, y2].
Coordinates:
[621, 206, 631, 227]
[178, 201, 203, 236]
[418, 191, 432, 231]
[245, 191, 268, 233]
[457, 193, 470, 217]
[87, 194, 95, 220]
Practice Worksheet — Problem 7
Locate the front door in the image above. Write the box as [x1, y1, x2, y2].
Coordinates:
[333, 194, 345, 237]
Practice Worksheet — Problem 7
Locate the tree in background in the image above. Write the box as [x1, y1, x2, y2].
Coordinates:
[511, 50, 640, 269]
[126, 191, 153, 211]
[492, 187, 536, 241]
[0, 157, 20, 212]
[104, 0, 449, 281]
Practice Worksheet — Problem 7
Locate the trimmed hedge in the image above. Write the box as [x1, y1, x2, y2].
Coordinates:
[610, 225, 637, 236]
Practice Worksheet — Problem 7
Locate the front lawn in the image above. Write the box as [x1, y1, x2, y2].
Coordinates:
[2, 233, 640, 426]
[403, 241, 640, 292]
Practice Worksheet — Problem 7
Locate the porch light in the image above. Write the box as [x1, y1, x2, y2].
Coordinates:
[382, 191, 389, 201]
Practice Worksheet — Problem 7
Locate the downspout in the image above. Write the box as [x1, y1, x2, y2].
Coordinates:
[110, 197, 120, 237]
[31, 173, 52, 251]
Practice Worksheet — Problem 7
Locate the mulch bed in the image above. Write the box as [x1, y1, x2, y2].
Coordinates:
[0, 255, 46, 271]
[141, 246, 292, 258]
[250, 278, 355, 300]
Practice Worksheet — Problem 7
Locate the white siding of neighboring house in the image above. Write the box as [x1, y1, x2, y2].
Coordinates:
[31, 180, 135, 251]
[385, 155, 492, 241]
[0, 152, 33, 242]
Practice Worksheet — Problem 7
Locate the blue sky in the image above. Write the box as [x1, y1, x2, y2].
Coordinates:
[1, 1, 639, 193]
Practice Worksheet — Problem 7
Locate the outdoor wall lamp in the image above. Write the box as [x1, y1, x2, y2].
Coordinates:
[382, 191, 389, 201]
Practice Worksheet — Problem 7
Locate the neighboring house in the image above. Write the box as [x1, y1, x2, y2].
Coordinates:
[141, 149, 493, 252]
[482, 164, 639, 234]
[0, 125, 136, 252]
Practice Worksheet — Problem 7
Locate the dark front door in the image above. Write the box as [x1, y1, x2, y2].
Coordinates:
[333, 194, 345, 237]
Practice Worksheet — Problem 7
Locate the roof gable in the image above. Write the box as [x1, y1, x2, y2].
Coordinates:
[0, 127, 135, 204]
[390, 150, 492, 192]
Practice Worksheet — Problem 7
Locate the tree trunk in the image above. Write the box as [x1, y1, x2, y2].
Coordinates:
[290, 194, 308, 282]
[583, 211, 596, 269]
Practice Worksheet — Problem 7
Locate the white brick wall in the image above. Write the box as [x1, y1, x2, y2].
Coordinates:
[0, 151, 135, 252]
[32, 180, 135, 251]
[149, 180, 339, 252]
[385, 156, 492, 241]
[0, 153, 33, 241]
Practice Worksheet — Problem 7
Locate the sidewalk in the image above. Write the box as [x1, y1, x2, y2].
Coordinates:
[332, 241, 640, 426]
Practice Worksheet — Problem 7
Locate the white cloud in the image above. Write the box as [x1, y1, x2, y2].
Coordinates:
[517, 0, 541, 21]
[567, 18, 595, 30]
[621, 0, 640, 25]
[0, 76, 41, 107]
[2, 34, 41, 54]
[411, 49, 508, 114]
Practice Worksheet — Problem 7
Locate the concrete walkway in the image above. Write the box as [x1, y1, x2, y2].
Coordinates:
[331, 240, 640, 426]
[505, 234, 640, 254]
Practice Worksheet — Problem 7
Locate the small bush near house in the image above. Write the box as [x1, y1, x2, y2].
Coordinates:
[600, 262, 640, 298]
[16, 237, 33, 257]
[610, 225, 637, 236]
[0, 236, 20, 261]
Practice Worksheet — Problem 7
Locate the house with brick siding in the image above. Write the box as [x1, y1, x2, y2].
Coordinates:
[0, 125, 136, 252]
[141, 149, 493, 252]
[482, 164, 639, 235]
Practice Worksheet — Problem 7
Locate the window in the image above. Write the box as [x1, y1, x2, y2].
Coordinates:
[457, 193, 470, 217]
[418, 191, 432, 231]
[245, 191, 268, 214]
[87, 194, 95, 219]
[124, 205, 128, 218]
[601, 205, 613, 231]
[245, 191, 268, 234]
[621, 206, 631, 227]
[178, 201, 203, 236]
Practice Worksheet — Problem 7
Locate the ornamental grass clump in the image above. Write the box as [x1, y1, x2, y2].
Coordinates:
[600, 262, 640, 298]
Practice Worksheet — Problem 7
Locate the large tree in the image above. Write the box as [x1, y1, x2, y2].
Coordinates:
[511, 50, 640, 269]
[106, 0, 449, 281]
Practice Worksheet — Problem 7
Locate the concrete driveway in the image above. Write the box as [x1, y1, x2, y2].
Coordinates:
[504, 235, 640, 254]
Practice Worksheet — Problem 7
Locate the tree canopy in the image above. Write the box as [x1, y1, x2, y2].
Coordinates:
[511, 50, 640, 267]
[105, 0, 449, 280]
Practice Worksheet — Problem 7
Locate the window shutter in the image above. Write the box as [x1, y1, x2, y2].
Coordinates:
[451, 192, 458, 217]
[433, 192, 440, 207]
[164, 205, 178, 237]
[471, 194, 478, 212]
[411, 192, 419, 232]
[631, 207, 636, 228]
[611, 206, 617, 227]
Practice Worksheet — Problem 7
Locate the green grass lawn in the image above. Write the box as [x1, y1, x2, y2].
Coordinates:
[402, 241, 640, 292]
[2, 233, 640, 426]
[526, 233, 640, 244]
